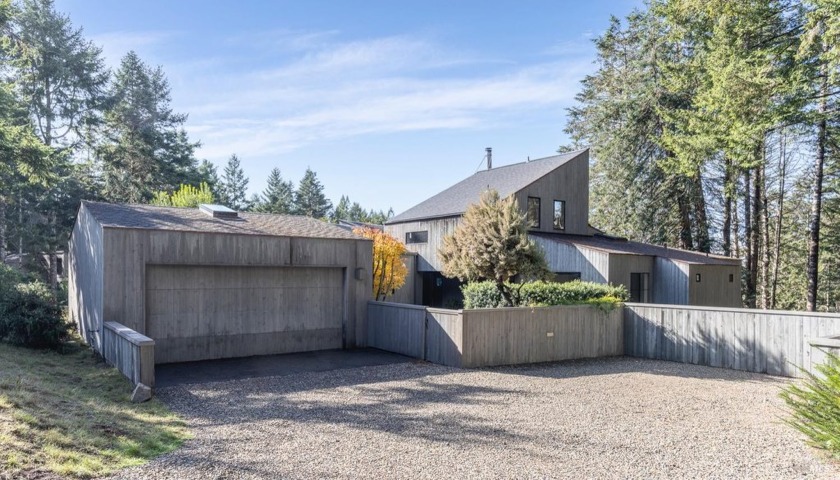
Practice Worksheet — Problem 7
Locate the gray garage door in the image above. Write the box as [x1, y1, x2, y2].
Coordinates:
[146, 265, 344, 364]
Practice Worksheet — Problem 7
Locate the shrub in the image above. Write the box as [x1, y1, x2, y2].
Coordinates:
[0, 280, 70, 349]
[462, 280, 628, 309]
[781, 352, 840, 458]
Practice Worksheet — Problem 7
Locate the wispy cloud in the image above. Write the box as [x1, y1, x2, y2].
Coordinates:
[171, 32, 587, 161]
[90, 30, 176, 68]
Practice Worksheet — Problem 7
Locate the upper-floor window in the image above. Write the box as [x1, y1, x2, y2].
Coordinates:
[527, 197, 540, 229]
[553, 200, 566, 231]
[405, 231, 428, 244]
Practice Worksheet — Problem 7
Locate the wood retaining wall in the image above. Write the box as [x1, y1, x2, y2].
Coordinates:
[102, 321, 155, 387]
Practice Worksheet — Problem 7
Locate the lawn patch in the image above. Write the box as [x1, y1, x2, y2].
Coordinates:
[0, 341, 189, 478]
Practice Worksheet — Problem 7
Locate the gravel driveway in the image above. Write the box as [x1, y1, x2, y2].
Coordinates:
[109, 357, 835, 479]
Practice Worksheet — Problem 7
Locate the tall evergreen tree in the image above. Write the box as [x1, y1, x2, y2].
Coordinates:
[257, 167, 294, 214]
[97, 51, 200, 203]
[196, 159, 221, 196]
[218, 154, 249, 210]
[294, 167, 332, 218]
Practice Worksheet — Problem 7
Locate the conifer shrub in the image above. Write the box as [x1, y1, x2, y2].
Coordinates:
[781, 352, 840, 458]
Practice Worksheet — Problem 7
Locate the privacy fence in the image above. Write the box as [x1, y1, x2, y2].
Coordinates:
[624, 303, 840, 378]
[367, 301, 623, 368]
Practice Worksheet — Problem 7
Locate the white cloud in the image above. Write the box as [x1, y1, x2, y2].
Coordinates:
[90, 30, 175, 68]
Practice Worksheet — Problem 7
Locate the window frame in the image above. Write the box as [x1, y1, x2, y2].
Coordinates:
[526, 196, 541, 229]
[405, 231, 429, 244]
[629, 272, 650, 303]
[553, 199, 566, 231]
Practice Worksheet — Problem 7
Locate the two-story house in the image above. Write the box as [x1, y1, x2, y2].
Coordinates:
[384, 148, 742, 308]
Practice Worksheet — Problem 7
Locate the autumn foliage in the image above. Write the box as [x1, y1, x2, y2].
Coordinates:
[354, 227, 409, 301]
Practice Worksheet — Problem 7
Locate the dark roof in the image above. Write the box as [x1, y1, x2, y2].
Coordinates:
[82, 201, 363, 240]
[530, 232, 741, 266]
[337, 219, 384, 232]
[386, 149, 588, 224]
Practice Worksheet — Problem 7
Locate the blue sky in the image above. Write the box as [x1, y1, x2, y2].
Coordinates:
[57, 0, 641, 214]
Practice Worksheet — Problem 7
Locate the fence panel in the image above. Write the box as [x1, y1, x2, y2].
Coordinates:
[102, 322, 155, 387]
[367, 301, 427, 358]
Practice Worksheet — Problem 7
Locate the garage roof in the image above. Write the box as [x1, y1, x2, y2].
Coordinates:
[82, 201, 363, 240]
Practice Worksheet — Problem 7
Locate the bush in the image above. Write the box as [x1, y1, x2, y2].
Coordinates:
[462, 280, 628, 309]
[781, 352, 840, 458]
[0, 280, 70, 349]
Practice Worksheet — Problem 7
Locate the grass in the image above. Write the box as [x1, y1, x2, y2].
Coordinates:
[0, 339, 190, 478]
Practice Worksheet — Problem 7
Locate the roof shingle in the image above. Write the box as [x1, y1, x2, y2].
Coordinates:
[82, 201, 363, 240]
[386, 149, 588, 224]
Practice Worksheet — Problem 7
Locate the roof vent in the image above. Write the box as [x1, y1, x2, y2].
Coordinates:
[485, 147, 492, 170]
[199, 204, 238, 219]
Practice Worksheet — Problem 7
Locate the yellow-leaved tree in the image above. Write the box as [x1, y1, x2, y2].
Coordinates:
[151, 182, 214, 208]
[353, 227, 408, 301]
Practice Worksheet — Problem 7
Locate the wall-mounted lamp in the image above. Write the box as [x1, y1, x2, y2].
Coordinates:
[695, 274, 702, 283]
[354, 268, 366, 280]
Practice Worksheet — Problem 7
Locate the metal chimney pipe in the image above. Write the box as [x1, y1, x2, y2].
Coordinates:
[486, 147, 492, 170]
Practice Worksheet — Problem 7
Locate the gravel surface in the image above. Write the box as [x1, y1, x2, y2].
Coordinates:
[107, 357, 836, 479]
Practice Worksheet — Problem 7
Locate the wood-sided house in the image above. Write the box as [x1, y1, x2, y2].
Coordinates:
[384, 148, 741, 308]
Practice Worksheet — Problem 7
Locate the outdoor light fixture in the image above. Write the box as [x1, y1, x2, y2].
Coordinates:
[354, 268, 366, 280]
[695, 274, 702, 283]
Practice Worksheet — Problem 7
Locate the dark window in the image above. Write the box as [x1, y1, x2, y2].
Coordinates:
[405, 231, 428, 244]
[729, 273, 734, 283]
[55, 257, 64, 276]
[527, 197, 540, 228]
[553, 200, 566, 230]
[553, 272, 581, 283]
[630, 272, 650, 303]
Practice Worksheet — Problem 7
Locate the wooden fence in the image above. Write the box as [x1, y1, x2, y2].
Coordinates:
[367, 301, 623, 368]
[102, 321, 155, 387]
[624, 303, 840, 377]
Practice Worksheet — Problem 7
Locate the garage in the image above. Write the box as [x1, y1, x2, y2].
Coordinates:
[68, 201, 372, 364]
[146, 265, 345, 363]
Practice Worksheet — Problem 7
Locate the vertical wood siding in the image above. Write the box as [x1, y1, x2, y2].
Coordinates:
[425, 308, 464, 367]
[68, 204, 105, 350]
[652, 258, 689, 305]
[102, 321, 155, 387]
[367, 301, 427, 358]
[384, 217, 462, 272]
[530, 236, 609, 283]
[624, 303, 840, 377]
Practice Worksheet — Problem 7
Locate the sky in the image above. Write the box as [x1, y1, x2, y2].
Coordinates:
[57, 0, 641, 215]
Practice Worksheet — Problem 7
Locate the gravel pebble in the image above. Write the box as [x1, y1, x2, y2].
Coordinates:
[105, 357, 837, 479]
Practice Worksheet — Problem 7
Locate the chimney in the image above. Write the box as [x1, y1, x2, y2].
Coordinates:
[486, 147, 492, 170]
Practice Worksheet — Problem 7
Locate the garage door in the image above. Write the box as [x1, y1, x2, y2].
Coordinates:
[146, 265, 344, 363]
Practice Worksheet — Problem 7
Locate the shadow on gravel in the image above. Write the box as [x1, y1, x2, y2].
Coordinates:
[158, 362, 528, 447]
[488, 356, 791, 384]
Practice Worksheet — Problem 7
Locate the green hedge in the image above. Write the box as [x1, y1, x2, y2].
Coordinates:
[462, 280, 628, 309]
[0, 264, 70, 350]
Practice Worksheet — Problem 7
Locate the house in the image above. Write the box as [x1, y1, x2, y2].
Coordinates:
[68, 201, 372, 364]
[384, 148, 742, 308]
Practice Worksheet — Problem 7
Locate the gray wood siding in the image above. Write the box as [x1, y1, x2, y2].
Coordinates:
[367, 301, 427, 358]
[624, 303, 840, 378]
[146, 265, 344, 363]
[68, 204, 105, 350]
[652, 258, 689, 305]
[102, 321, 155, 387]
[460, 305, 623, 368]
[514, 151, 589, 235]
[607, 254, 653, 289]
[531, 236, 609, 283]
[689, 264, 742, 307]
[384, 217, 461, 272]
[387, 253, 420, 304]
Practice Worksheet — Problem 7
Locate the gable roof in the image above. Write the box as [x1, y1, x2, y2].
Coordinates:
[531, 232, 741, 266]
[81, 201, 363, 240]
[386, 148, 588, 224]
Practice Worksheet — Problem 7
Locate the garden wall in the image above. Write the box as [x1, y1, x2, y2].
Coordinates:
[367, 301, 623, 368]
[102, 321, 155, 388]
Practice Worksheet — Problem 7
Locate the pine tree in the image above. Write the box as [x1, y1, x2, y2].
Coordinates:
[331, 195, 351, 222]
[197, 159, 221, 196]
[257, 167, 295, 214]
[97, 51, 199, 203]
[218, 154, 249, 210]
[294, 168, 332, 218]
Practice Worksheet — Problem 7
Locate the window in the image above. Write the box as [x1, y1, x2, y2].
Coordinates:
[729, 273, 734, 283]
[630, 272, 650, 303]
[527, 197, 540, 228]
[553, 200, 566, 230]
[553, 272, 581, 283]
[405, 231, 428, 244]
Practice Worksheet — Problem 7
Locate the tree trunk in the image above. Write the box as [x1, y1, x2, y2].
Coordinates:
[0, 196, 5, 261]
[722, 157, 732, 256]
[771, 130, 787, 309]
[744, 168, 755, 307]
[760, 161, 771, 309]
[692, 169, 710, 253]
[677, 178, 694, 250]
[497, 281, 514, 307]
[750, 163, 761, 309]
[807, 96, 827, 312]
